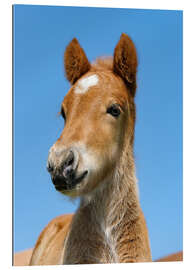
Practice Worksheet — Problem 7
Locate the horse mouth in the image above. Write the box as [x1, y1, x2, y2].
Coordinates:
[54, 170, 88, 191]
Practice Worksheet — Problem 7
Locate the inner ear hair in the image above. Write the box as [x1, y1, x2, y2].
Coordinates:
[64, 38, 91, 84]
[113, 33, 138, 97]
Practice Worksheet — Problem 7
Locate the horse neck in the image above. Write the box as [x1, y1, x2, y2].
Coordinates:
[81, 138, 140, 229]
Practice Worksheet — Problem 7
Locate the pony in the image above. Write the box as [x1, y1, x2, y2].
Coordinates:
[30, 33, 152, 265]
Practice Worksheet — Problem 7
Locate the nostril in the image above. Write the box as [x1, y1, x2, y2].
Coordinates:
[64, 150, 74, 168]
[63, 166, 74, 179]
[47, 161, 54, 173]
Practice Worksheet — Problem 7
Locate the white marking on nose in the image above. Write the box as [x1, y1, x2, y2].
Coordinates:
[74, 74, 99, 94]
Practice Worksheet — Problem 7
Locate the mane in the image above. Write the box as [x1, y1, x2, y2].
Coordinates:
[91, 57, 113, 72]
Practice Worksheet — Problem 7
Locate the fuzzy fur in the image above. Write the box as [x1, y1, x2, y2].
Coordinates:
[64, 38, 91, 84]
[113, 33, 138, 97]
[30, 33, 152, 265]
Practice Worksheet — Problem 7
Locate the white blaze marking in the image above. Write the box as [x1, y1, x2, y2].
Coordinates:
[74, 74, 99, 94]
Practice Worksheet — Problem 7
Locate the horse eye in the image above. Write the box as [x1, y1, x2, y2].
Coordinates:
[60, 108, 66, 121]
[107, 104, 121, 118]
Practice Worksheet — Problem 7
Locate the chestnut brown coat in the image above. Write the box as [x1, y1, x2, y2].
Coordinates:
[30, 33, 152, 265]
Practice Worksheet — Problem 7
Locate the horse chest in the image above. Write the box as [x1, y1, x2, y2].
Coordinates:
[101, 224, 119, 263]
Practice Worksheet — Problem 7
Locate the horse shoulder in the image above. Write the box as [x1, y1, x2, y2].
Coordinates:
[29, 214, 73, 265]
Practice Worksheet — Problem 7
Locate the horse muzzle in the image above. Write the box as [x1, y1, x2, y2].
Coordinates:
[47, 147, 88, 191]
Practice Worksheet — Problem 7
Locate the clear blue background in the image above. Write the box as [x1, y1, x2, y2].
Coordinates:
[13, 5, 183, 261]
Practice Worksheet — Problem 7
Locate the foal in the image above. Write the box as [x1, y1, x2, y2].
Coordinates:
[30, 33, 152, 265]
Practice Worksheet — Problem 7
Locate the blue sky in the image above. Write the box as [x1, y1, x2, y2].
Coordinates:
[13, 5, 183, 261]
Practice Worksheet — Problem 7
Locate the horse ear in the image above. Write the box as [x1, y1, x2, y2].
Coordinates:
[113, 33, 138, 97]
[64, 38, 91, 84]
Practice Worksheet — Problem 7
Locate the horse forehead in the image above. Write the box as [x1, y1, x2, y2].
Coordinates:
[73, 72, 126, 95]
[64, 72, 128, 108]
[74, 74, 99, 94]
